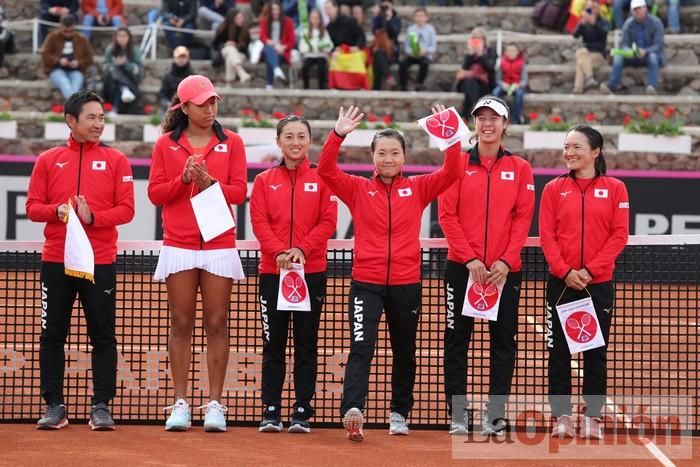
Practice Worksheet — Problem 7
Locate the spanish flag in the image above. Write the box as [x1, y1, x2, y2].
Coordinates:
[64, 204, 95, 283]
[328, 47, 371, 90]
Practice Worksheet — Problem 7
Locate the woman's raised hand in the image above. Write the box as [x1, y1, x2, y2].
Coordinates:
[334, 105, 365, 137]
[431, 103, 447, 115]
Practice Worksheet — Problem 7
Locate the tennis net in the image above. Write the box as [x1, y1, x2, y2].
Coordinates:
[0, 236, 698, 432]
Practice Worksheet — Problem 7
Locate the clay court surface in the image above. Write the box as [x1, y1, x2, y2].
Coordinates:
[0, 424, 698, 466]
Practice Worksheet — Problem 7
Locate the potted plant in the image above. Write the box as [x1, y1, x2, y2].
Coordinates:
[142, 104, 161, 143]
[0, 111, 17, 139]
[101, 103, 116, 142]
[522, 112, 570, 150]
[236, 108, 278, 146]
[44, 104, 70, 140]
[343, 113, 400, 147]
[617, 106, 691, 155]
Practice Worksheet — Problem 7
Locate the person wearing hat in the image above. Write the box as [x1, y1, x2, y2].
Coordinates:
[158, 46, 194, 114]
[439, 95, 534, 436]
[602, 0, 665, 95]
[148, 75, 248, 432]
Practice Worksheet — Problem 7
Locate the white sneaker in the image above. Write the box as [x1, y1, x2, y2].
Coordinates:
[120, 87, 136, 103]
[389, 412, 409, 435]
[581, 416, 602, 440]
[164, 399, 191, 431]
[200, 400, 227, 432]
[265, 84, 274, 91]
[449, 411, 469, 435]
[343, 408, 364, 442]
[552, 414, 575, 438]
[273, 67, 287, 82]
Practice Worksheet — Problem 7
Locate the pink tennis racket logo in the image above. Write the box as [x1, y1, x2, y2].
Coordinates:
[426, 110, 459, 139]
[565, 311, 598, 343]
[281, 271, 307, 303]
[467, 282, 499, 311]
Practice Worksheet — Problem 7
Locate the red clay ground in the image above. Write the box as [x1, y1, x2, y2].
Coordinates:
[0, 425, 697, 466]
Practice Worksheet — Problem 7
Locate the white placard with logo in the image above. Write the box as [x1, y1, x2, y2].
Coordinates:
[461, 276, 504, 321]
[190, 182, 236, 242]
[417, 106, 470, 151]
[277, 264, 311, 312]
[556, 296, 606, 354]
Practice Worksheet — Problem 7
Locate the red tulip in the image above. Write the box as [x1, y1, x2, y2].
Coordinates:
[550, 115, 563, 124]
[584, 113, 596, 122]
[639, 109, 652, 120]
[383, 115, 392, 126]
[528, 112, 539, 121]
[51, 104, 63, 114]
[367, 113, 378, 123]
[103, 102, 113, 111]
[240, 108, 253, 117]
[254, 113, 262, 122]
[663, 105, 676, 118]
[623, 115, 632, 125]
[144, 104, 154, 114]
[273, 111, 286, 120]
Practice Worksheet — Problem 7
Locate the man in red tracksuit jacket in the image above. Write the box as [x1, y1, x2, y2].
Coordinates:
[250, 117, 337, 433]
[318, 105, 462, 441]
[439, 96, 534, 435]
[25, 90, 134, 431]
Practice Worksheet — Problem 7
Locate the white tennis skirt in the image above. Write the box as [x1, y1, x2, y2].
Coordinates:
[154, 246, 246, 282]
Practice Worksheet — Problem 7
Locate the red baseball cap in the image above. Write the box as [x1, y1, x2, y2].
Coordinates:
[170, 75, 221, 110]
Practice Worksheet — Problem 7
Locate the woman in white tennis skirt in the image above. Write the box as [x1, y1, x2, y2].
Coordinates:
[147, 75, 248, 432]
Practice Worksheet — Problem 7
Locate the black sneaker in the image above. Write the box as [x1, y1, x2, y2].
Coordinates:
[89, 402, 116, 431]
[288, 406, 311, 434]
[258, 406, 283, 433]
[37, 404, 68, 430]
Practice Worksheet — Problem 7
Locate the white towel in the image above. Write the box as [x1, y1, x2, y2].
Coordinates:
[64, 205, 95, 283]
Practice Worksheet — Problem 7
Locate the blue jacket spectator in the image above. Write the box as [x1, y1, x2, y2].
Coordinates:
[199, 0, 235, 31]
[40, 0, 80, 45]
[160, 0, 198, 50]
[602, 0, 664, 95]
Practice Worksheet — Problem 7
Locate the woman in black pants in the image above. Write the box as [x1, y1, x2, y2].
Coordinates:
[455, 27, 496, 117]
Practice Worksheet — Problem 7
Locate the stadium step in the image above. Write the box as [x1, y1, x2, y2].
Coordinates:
[0, 79, 698, 125]
[3, 53, 699, 96]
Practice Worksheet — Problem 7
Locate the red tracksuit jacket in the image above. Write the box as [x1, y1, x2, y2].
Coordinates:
[25, 136, 135, 264]
[439, 145, 535, 271]
[539, 173, 629, 283]
[318, 130, 463, 285]
[147, 122, 247, 250]
[250, 158, 338, 275]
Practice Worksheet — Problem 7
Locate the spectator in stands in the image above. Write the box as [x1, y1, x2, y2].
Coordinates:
[159, 46, 194, 113]
[81, 0, 125, 41]
[199, 0, 235, 32]
[572, 0, 609, 93]
[370, 0, 401, 90]
[212, 9, 252, 85]
[283, 0, 314, 27]
[161, 0, 197, 50]
[492, 43, 527, 124]
[298, 9, 333, 89]
[103, 27, 142, 115]
[0, 7, 18, 68]
[324, 0, 366, 50]
[40, 0, 80, 46]
[601, 0, 664, 95]
[43, 15, 93, 100]
[455, 27, 496, 118]
[398, 7, 436, 92]
[259, 1, 297, 91]
[338, 0, 364, 26]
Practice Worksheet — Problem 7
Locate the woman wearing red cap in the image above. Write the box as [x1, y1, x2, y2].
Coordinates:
[250, 115, 337, 434]
[318, 105, 462, 442]
[148, 74, 247, 432]
[439, 95, 534, 436]
[540, 125, 629, 440]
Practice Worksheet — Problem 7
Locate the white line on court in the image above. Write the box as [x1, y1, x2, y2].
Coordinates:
[525, 315, 676, 467]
